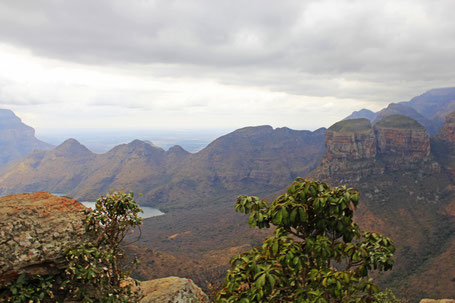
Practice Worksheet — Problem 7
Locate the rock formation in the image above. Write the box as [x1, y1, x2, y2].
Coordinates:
[324, 119, 377, 160]
[374, 115, 430, 159]
[140, 277, 209, 303]
[313, 119, 382, 182]
[0, 192, 87, 283]
[310, 114, 455, 302]
[435, 111, 455, 145]
[312, 115, 438, 183]
[0, 109, 53, 165]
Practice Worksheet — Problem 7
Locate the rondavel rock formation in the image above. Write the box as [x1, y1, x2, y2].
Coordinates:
[0, 192, 208, 303]
[312, 115, 439, 184]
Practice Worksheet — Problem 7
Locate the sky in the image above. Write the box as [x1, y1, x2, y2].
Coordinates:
[0, 0, 455, 132]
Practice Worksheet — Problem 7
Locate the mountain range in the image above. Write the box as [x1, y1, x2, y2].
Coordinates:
[0, 126, 326, 211]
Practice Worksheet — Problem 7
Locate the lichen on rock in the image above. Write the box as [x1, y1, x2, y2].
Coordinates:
[0, 192, 88, 283]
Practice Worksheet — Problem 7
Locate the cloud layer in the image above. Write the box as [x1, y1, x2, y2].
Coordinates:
[0, 0, 454, 130]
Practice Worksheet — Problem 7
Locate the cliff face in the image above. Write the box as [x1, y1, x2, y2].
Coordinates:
[0, 192, 87, 283]
[0, 109, 53, 165]
[324, 119, 376, 160]
[374, 115, 431, 159]
[312, 115, 437, 183]
[435, 111, 455, 145]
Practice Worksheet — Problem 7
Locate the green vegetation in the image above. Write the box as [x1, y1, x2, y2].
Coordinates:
[328, 118, 372, 133]
[374, 115, 425, 129]
[65, 190, 144, 302]
[217, 178, 396, 303]
[0, 191, 144, 303]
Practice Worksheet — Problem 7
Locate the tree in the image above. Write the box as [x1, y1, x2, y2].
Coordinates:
[64, 190, 144, 302]
[217, 178, 395, 303]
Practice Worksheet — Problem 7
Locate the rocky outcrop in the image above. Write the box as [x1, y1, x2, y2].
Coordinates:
[312, 119, 382, 182]
[140, 277, 209, 303]
[0, 192, 87, 283]
[0, 109, 53, 165]
[312, 115, 438, 183]
[324, 119, 376, 160]
[435, 111, 455, 145]
[374, 115, 430, 159]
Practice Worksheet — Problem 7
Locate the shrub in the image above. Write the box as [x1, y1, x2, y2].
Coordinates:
[217, 178, 396, 303]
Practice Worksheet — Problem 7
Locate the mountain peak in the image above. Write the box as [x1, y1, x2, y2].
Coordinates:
[55, 138, 93, 156]
[343, 109, 377, 121]
[166, 145, 189, 155]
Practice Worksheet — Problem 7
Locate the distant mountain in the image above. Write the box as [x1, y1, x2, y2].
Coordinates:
[0, 126, 326, 210]
[310, 114, 455, 301]
[343, 108, 377, 121]
[403, 87, 455, 127]
[344, 87, 455, 136]
[147, 126, 326, 209]
[373, 103, 439, 135]
[0, 109, 53, 165]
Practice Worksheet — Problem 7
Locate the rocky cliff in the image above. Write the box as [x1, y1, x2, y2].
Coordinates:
[312, 115, 438, 184]
[0, 192, 87, 283]
[313, 119, 381, 183]
[374, 115, 430, 158]
[0, 109, 53, 165]
[435, 111, 455, 145]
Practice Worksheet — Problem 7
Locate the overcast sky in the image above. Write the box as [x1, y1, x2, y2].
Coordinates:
[0, 0, 454, 132]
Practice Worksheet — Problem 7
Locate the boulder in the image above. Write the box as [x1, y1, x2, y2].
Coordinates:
[0, 192, 87, 284]
[140, 276, 209, 303]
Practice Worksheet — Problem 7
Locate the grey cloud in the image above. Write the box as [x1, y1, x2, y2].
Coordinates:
[0, 0, 455, 102]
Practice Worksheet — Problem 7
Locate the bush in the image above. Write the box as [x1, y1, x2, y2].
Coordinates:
[64, 190, 144, 302]
[217, 178, 396, 303]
